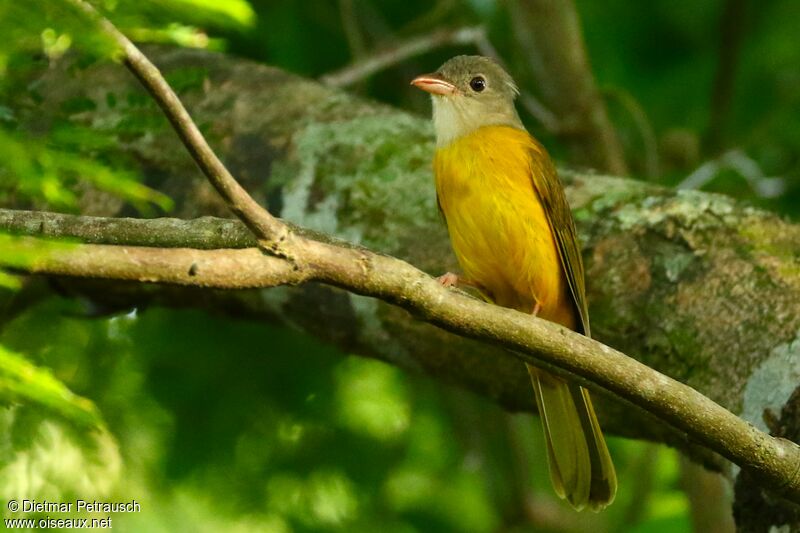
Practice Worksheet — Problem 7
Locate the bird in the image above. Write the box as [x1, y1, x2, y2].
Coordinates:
[411, 55, 616, 510]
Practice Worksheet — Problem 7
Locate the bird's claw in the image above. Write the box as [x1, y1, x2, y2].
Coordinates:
[437, 272, 460, 288]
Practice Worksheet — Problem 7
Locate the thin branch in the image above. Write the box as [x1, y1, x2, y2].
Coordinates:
[66, 0, 287, 246]
[5, 238, 304, 289]
[338, 0, 367, 61]
[603, 87, 660, 179]
[0, 208, 362, 251]
[397, 0, 458, 35]
[3, 210, 800, 502]
[518, 93, 562, 135]
[0, 209, 256, 249]
[678, 149, 786, 198]
[321, 24, 561, 133]
[320, 26, 486, 88]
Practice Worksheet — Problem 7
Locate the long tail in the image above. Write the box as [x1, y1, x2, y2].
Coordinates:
[527, 364, 617, 511]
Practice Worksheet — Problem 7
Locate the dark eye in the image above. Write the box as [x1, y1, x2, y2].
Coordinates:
[469, 76, 486, 92]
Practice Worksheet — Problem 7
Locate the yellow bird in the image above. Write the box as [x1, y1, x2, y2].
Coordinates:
[412, 55, 616, 510]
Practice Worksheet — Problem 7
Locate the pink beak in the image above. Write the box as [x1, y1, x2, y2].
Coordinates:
[411, 73, 456, 96]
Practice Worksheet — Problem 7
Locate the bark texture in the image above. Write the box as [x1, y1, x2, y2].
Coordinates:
[5, 47, 800, 526]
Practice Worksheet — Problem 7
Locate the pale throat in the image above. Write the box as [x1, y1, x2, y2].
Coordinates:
[431, 96, 523, 147]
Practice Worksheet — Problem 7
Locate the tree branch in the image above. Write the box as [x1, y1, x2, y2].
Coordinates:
[3, 207, 800, 502]
[603, 87, 660, 179]
[320, 25, 561, 133]
[66, 0, 286, 245]
[320, 26, 487, 88]
[5, 237, 303, 289]
[0, 209, 255, 249]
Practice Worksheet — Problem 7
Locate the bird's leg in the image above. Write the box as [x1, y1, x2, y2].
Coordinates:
[531, 299, 542, 317]
[437, 272, 460, 288]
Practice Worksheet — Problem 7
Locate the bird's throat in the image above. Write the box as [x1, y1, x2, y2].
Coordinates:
[431, 96, 523, 147]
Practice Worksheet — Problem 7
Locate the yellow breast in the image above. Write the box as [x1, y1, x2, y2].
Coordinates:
[434, 125, 574, 327]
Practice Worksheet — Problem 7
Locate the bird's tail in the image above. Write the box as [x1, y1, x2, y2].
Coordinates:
[527, 364, 617, 511]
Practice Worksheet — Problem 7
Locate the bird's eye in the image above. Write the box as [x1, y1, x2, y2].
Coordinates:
[469, 76, 486, 92]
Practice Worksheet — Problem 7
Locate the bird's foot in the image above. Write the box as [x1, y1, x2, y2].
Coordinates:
[437, 272, 484, 292]
[437, 272, 461, 288]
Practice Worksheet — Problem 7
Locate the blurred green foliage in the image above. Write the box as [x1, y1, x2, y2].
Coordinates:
[0, 1, 172, 213]
[1, 300, 690, 532]
[0, 344, 102, 428]
[5, 0, 794, 530]
[0, 234, 102, 426]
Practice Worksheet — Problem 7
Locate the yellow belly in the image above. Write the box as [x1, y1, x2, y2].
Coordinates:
[434, 126, 574, 328]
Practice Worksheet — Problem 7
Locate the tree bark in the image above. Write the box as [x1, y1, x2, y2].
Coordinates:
[5, 46, 800, 526]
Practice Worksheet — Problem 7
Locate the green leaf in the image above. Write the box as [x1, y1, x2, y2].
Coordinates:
[0, 344, 103, 429]
[125, 23, 227, 51]
[0, 1, 120, 80]
[0, 128, 172, 213]
[112, 0, 256, 32]
[171, 0, 255, 27]
[0, 270, 22, 290]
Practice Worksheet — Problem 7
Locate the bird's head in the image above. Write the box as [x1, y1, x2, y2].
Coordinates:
[411, 55, 523, 146]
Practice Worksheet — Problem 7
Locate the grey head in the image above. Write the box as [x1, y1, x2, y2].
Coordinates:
[411, 55, 524, 146]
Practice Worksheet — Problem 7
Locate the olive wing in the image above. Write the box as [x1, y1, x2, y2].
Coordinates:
[527, 146, 590, 336]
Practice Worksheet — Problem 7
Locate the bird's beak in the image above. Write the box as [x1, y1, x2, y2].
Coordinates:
[411, 73, 456, 96]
